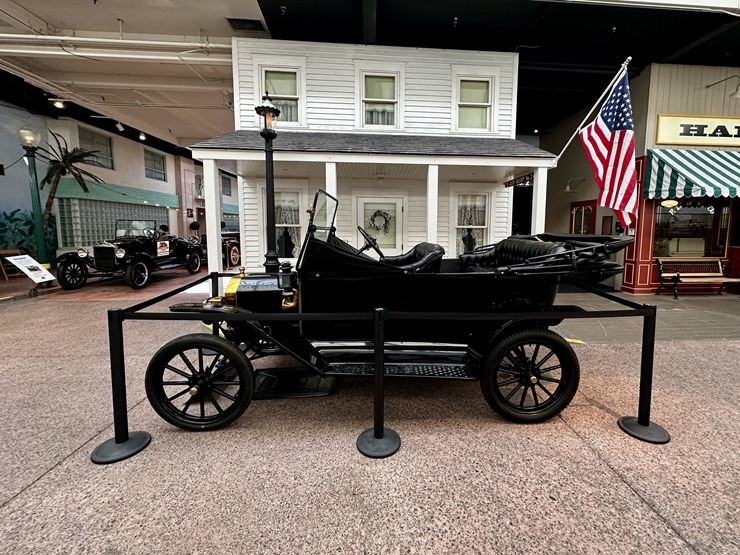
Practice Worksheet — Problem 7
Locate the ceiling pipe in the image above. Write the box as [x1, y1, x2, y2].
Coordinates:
[0, 33, 232, 50]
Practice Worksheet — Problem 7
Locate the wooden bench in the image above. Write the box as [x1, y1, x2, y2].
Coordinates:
[0, 248, 22, 281]
[656, 257, 740, 299]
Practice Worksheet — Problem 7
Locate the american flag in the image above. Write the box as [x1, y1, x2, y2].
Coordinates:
[579, 69, 637, 228]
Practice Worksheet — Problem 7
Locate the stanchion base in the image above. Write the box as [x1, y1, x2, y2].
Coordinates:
[618, 416, 670, 444]
[91, 431, 152, 464]
[357, 427, 401, 458]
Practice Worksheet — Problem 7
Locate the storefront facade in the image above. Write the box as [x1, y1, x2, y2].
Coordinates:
[621, 110, 740, 294]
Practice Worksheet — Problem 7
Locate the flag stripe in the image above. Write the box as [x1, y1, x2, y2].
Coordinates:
[578, 68, 637, 228]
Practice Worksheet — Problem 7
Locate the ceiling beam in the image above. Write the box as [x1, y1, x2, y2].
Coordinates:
[0, 1, 51, 34]
[43, 72, 231, 92]
[362, 0, 377, 44]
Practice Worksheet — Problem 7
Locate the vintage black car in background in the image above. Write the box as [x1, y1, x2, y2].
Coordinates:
[145, 190, 633, 431]
[200, 231, 241, 268]
[56, 220, 204, 290]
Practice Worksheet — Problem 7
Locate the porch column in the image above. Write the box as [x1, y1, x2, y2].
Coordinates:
[203, 159, 224, 277]
[427, 164, 439, 242]
[531, 167, 548, 234]
[325, 162, 337, 198]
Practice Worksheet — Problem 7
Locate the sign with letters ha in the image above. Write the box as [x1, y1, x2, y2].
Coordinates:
[656, 115, 740, 147]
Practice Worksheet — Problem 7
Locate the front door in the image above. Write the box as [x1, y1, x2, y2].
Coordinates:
[356, 197, 404, 256]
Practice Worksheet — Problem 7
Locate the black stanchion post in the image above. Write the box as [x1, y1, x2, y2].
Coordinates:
[211, 270, 219, 298]
[617, 305, 670, 444]
[91, 309, 152, 464]
[357, 308, 401, 458]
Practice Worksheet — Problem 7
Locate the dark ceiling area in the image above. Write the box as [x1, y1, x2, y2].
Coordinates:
[259, 0, 740, 134]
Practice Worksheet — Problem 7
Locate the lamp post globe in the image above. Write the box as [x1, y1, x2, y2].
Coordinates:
[255, 93, 281, 273]
[18, 126, 48, 264]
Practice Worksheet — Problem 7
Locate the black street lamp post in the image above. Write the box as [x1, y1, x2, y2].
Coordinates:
[18, 127, 49, 264]
[255, 93, 281, 274]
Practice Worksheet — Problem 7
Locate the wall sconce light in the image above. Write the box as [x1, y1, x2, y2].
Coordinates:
[563, 177, 585, 193]
[660, 199, 679, 208]
[115, 122, 125, 132]
[138, 132, 146, 140]
[706, 75, 740, 99]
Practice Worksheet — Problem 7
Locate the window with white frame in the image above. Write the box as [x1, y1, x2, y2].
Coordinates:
[264, 69, 299, 123]
[457, 78, 492, 130]
[144, 149, 166, 181]
[79, 127, 113, 169]
[221, 173, 232, 196]
[455, 194, 488, 254]
[274, 191, 302, 258]
[363, 73, 397, 126]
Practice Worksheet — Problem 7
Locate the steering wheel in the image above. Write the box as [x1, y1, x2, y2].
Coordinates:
[143, 228, 156, 239]
[357, 226, 385, 258]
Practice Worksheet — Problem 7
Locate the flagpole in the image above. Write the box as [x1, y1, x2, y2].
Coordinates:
[553, 56, 632, 163]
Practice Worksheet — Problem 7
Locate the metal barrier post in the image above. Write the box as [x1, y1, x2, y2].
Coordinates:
[91, 309, 152, 464]
[356, 308, 401, 458]
[617, 305, 670, 444]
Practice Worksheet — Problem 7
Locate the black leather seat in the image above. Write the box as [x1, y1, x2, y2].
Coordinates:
[381, 242, 445, 273]
[458, 237, 566, 271]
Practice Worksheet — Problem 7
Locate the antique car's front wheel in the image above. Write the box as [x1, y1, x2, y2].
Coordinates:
[56, 259, 88, 290]
[145, 333, 254, 431]
[187, 251, 202, 274]
[480, 328, 580, 423]
[125, 260, 149, 289]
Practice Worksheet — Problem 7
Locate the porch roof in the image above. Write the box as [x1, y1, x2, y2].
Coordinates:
[190, 130, 556, 161]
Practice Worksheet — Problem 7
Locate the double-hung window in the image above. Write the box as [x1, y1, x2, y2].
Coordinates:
[144, 149, 166, 181]
[221, 173, 232, 196]
[264, 69, 299, 123]
[455, 194, 489, 254]
[457, 78, 492, 131]
[274, 191, 302, 258]
[79, 127, 113, 169]
[363, 74, 397, 127]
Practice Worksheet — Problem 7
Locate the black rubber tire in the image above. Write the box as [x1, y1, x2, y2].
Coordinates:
[480, 328, 579, 423]
[187, 251, 202, 274]
[145, 333, 254, 431]
[56, 259, 88, 290]
[125, 260, 149, 289]
[227, 245, 240, 266]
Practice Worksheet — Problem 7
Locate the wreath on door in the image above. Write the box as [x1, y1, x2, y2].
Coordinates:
[368, 209, 394, 234]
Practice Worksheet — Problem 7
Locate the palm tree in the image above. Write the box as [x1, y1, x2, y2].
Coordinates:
[36, 130, 105, 224]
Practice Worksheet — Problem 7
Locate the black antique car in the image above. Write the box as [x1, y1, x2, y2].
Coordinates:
[56, 220, 204, 290]
[200, 231, 241, 268]
[145, 190, 632, 431]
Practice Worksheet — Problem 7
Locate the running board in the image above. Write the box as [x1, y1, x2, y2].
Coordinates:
[327, 363, 476, 380]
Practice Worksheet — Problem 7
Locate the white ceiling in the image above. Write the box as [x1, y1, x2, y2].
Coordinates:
[0, 0, 268, 147]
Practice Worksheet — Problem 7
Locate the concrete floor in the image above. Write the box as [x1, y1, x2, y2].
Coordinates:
[0, 270, 738, 554]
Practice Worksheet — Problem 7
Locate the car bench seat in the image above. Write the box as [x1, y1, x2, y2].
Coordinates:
[458, 237, 567, 271]
[381, 242, 445, 273]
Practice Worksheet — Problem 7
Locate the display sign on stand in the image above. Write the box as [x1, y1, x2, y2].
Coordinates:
[6, 254, 56, 285]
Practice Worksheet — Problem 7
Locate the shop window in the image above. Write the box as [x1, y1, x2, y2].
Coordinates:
[570, 200, 596, 234]
[79, 127, 113, 169]
[653, 198, 729, 258]
[144, 150, 166, 181]
[263, 69, 299, 123]
[455, 194, 488, 254]
[363, 74, 397, 126]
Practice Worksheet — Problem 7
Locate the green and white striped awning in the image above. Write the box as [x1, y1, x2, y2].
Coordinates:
[644, 149, 740, 200]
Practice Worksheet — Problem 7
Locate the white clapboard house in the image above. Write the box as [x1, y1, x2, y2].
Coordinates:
[191, 38, 556, 273]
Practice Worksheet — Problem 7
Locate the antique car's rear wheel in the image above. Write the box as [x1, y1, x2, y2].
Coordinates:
[481, 329, 579, 423]
[125, 260, 149, 289]
[145, 333, 254, 431]
[227, 244, 240, 266]
[56, 259, 88, 290]
[187, 251, 202, 274]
